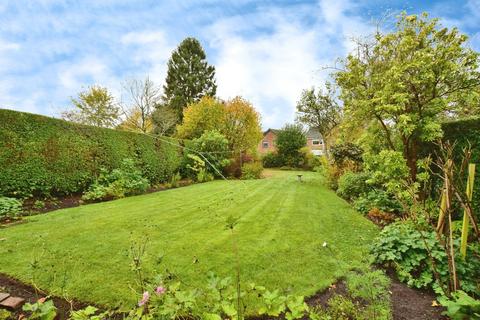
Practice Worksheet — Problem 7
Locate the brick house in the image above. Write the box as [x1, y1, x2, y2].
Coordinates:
[257, 128, 324, 156]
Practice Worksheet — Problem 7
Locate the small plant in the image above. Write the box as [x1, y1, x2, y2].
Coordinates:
[347, 270, 391, 320]
[0, 196, 22, 219]
[241, 162, 263, 179]
[353, 190, 402, 215]
[169, 172, 181, 188]
[23, 298, 57, 320]
[0, 310, 11, 320]
[82, 158, 149, 202]
[197, 168, 214, 183]
[438, 290, 480, 320]
[70, 305, 110, 320]
[367, 208, 396, 226]
[33, 199, 46, 210]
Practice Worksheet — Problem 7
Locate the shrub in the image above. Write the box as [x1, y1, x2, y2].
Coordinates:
[181, 154, 206, 180]
[188, 130, 231, 177]
[353, 190, 403, 214]
[262, 152, 283, 168]
[367, 208, 396, 226]
[336, 171, 372, 201]
[439, 290, 480, 320]
[371, 221, 480, 295]
[0, 109, 181, 198]
[196, 168, 214, 183]
[330, 142, 363, 166]
[82, 158, 149, 201]
[169, 172, 181, 188]
[0, 196, 22, 219]
[241, 162, 263, 179]
[299, 147, 321, 171]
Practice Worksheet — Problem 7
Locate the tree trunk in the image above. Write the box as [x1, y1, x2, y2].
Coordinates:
[404, 139, 418, 182]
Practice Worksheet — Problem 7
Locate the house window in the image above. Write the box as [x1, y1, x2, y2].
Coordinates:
[312, 140, 321, 145]
[262, 141, 269, 148]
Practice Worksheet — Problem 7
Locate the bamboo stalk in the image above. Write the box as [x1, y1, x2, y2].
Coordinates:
[460, 163, 476, 259]
[437, 160, 453, 233]
[436, 187, 447, 233]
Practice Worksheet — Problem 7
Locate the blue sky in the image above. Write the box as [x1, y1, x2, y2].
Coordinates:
[0, 0, 479, 129]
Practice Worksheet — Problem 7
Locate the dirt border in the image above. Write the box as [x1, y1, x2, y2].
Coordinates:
[0, 272, 447, 320]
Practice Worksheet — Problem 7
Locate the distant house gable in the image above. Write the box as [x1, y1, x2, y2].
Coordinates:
[257, 128, 279, 154]
[257, 127, 325, 156]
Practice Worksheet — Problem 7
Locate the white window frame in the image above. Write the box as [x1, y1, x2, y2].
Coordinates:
[312, 139, 321, 145]
[262, 141, 269, 148]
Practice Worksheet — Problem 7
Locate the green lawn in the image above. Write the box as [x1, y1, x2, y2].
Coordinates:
[0, 170, 377, 308]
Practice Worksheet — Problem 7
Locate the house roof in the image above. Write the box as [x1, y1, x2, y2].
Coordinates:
[306, 128, 322, 139]
[263, 128, 279, 136]
[263, 127, 322, 139]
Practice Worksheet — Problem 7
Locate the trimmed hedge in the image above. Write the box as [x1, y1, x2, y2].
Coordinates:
[0, 109, 181, 197]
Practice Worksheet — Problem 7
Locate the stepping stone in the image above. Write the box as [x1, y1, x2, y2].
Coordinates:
[0, 293, 10, 302]
[0, 296, 25, 310]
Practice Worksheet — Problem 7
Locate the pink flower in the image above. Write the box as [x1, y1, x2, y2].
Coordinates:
[155, 286, 166, 295]
[138, 291, 150, 306]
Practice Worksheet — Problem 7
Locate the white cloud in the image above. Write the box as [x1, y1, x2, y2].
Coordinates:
[209, 0, 372, 129]
[120, 30, 174, 84]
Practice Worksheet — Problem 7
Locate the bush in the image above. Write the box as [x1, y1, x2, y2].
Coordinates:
[241, 162, 263, 179]
[196, 168, 214, 183]
[82, 158, 149, 201]
[371, 221, 480, 295]
[336, 171, 372, 201]
[169, 172, 181, 188]
[181, 154, 206, 180]
[0, 109, 181, 197]
[353, 190, 403, 214]
[0, 196, 22, 219]
[187, 130, 231, 177]
[330, 142, 363, 166]
[276, 124, 306, 167]
[299, 147, 321, 171]
[262, 152, 283, 168]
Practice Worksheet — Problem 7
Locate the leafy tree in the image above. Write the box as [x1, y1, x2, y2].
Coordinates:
[335, 12, 480, 181]
[296, 83, 342, 156]
[62, 85, 120, 128]
[176, 96, 262, 157]
[276, 124, 307, 167]
[176, 96, 225, 139]
[121, 77, 160, 133]
[223, 97, 263, 155]
[163, 37, 217, 121]
[188, 130, 231, 177]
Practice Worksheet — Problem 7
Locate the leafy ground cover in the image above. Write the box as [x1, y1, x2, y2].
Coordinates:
[0, 170, 377, 309]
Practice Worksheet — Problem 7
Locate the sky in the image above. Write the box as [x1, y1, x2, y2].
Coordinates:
[0, 0, 479, 129]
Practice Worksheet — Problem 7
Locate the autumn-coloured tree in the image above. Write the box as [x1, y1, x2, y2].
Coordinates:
[176, 96, 225, 139]
[62, 86, 120, 128]
[176, 96, 262, 155]
[223, 96, 262, 155]
[117, 109, 154, 133]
